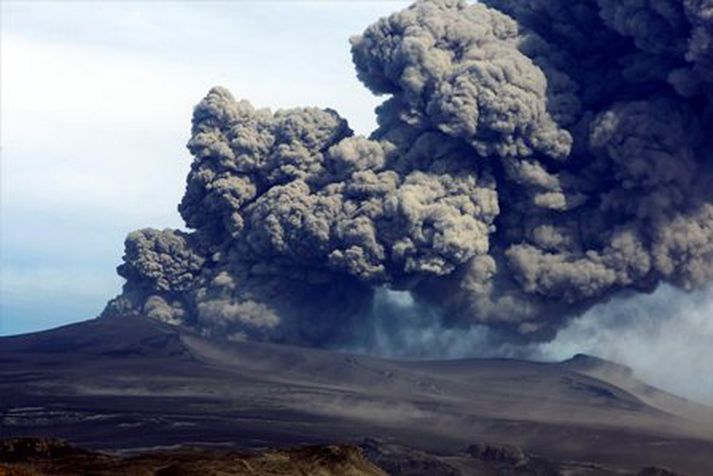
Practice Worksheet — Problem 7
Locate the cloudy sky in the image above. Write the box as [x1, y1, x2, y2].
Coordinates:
[0, 0, 409, 335]
[1, 1, 711, 404]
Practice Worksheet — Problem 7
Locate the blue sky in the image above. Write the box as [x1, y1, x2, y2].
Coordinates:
[0, 0, 409, 336]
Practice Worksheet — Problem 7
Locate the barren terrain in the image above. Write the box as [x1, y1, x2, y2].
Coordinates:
[1, 316, 711, 475]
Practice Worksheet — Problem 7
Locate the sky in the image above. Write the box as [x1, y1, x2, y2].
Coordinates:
[0, 0, 409, 336]
[1, 1, 711, 405]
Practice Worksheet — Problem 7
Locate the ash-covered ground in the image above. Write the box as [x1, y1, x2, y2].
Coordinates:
[1, 315, 712, 475]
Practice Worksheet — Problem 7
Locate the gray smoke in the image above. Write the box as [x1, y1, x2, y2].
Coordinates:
[538, 285, 713, 405]
[104, 0, 713, 348]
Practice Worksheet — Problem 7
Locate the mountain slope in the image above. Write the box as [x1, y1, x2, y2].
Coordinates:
[1, 315, 712, 475]
[560, 354, 713, 433]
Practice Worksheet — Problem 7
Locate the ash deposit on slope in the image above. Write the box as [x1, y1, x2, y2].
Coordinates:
[104, 0, 713, 349]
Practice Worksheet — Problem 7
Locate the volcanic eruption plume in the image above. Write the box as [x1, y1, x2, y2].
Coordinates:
[103, 0, 713, 348]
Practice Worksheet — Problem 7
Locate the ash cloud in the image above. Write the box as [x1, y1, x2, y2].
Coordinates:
[104, 0, 713, 349]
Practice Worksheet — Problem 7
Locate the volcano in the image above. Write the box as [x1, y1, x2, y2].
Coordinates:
[1, 315, 712, 475]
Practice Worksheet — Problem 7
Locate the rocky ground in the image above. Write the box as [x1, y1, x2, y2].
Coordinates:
[0, 438, 687, 476]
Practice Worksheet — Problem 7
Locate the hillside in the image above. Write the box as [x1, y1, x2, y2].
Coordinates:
[1, 315, 712, 475]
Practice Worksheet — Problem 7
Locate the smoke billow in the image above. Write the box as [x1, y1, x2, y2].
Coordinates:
[104, 0, 713, 349]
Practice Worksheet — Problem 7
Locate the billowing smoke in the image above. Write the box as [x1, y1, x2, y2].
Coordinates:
[104, 0, 713, 348]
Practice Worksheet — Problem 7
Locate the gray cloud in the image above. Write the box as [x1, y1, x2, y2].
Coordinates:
[104, 0, 713, 349]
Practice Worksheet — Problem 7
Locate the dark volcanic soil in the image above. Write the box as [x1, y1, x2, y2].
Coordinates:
[0, 437, 689, 476]
[0, 437, 387, 475]
[1, 316, 712, 475]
